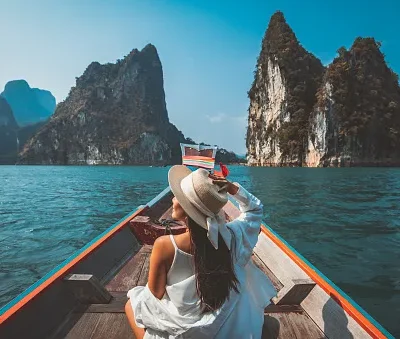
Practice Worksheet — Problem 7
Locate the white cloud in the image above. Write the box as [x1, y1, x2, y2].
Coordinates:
[206, 113, 227, 123]
[198, 112, 247, 154]
[174, 109, 249, 154]
[206, 113, 247, 125]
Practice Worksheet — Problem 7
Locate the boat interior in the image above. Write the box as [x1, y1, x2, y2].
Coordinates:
[0, 187, 384, 339]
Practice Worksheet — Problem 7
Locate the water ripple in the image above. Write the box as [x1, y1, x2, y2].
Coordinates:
[0, 166, 399, 336]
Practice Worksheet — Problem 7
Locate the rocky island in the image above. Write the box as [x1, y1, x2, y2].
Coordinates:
[247, 11, 400, 167]
[19, 44, 188, 165]
[16, 44, 243, 166]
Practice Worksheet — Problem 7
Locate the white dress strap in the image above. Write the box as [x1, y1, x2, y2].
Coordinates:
[169, 234, 178, 250]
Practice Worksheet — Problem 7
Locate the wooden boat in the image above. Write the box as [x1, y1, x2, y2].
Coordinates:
[0, 186, 394, 338]
[0, 146, 394, 338]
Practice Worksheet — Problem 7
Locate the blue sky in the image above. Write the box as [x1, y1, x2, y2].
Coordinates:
[1, 0, 399, 154]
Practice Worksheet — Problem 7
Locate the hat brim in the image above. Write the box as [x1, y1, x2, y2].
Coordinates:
[168, 165, 208, 229]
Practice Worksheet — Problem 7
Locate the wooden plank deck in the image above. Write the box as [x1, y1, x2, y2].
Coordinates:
[263, 313, 326, 339]
[105, 245, 152, 292]
[58, 243, 325, 339]
[56, 245, 152, 339]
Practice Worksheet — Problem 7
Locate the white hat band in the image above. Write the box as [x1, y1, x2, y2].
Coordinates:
[180, 174, 231, 250]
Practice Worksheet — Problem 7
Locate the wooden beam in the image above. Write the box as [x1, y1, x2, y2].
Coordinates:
[272, 279, 315, 306]
[86, 292, 127, 313]
[64, 274, 112, 304]
[264, 304, 303, 314]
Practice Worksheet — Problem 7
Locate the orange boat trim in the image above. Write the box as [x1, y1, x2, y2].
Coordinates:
[1, 198, 389, 338]
[260, 225, 386, 339]
[0, 206, 146, 324]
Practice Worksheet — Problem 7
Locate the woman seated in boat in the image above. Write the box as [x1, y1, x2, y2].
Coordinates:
[125, 165, 275, 338]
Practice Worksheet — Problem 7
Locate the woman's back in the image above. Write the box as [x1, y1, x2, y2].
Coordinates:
[166, 234, 194, 285]
[127, 180, 277, 338]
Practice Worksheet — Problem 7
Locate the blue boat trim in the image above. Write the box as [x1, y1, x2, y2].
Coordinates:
[0, 206, 141, 316]
[260, 221, 394, 338]
[2, 192, 393, 337]
[148, 186, 171, 207]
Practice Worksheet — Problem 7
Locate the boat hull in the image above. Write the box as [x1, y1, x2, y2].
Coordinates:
[0, 187, 393, 339]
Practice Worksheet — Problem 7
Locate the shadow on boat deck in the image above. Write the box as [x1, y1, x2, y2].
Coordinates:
[322, 294, 353, 339]
[262, 315, 280, 338]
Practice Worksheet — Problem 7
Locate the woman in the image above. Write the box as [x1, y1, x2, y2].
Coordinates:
[125, 165, 276, 338]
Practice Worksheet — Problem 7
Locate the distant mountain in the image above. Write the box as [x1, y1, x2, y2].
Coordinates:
[0, 97, 17, 128]
[0, 96, 49, 164]
[19, 45, 188, 165]
[184, 139, 245, 164]
[1, 80, 56, 126]
[216, 148, 246, 164]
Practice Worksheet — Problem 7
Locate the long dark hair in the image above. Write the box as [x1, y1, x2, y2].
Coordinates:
[187, 217, 239, 313]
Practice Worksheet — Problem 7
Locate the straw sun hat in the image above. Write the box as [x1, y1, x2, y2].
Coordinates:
[168, 165, 232, 249]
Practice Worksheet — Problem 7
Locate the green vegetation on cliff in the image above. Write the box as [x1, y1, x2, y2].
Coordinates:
[247, 11, 400, 167]
[247, 11, 324, 164]
[317, 38, 400, 160]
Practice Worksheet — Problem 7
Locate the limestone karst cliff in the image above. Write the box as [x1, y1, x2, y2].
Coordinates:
[247, 11, 400, 167]
[19, 44, 187, 165]
[247, 11, 324, 166]
[0, 97, 18, 163]
[306, 38, 400, 166]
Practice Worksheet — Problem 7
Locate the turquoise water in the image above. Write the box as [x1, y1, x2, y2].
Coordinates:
[0, 166, 399, 336]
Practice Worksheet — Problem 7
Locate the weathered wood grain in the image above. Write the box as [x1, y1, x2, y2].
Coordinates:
[262, 312, 327, 339]
[86, 292, 128, 313]
[254, 232, 371, 338]
[302, 285, 370, 339]
[90, 313, 134, 339]
[262, 314, 281, 339]
[64, 274, 112, 304]
[64, 313, 102, 339]
[137, 252, 151, 287]
[252, 253, 283, 292]
[64, 312, 134, 339]
[254, 233, 309, 287]
[273, 279, 315, 305]
[141, 245, 153, 254]
[264, 304, 303, 314]
[106, 245, 152, 292]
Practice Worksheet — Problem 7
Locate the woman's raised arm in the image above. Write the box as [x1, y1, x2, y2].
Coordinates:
[210, 175, 263, 266]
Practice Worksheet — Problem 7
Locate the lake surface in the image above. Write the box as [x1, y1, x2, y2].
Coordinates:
[0, 166, 399, 336]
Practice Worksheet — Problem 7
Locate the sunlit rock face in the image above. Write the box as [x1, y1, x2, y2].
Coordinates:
[247, 12, 400, 167]
[306, 38, 400, 167]
[247, 11, 324, 166]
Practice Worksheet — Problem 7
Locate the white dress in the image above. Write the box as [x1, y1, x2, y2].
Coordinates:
[127, 184, 276, 338]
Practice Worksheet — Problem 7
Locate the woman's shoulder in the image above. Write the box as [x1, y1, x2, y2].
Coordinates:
[152, 235, 175, 266]
[153, 235, 175, 253]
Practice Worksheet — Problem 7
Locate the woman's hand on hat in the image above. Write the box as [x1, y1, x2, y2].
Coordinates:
[209, 174, 239, 195]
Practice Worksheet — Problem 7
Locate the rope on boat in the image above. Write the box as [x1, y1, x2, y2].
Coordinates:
[153, 219, 181, 235]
